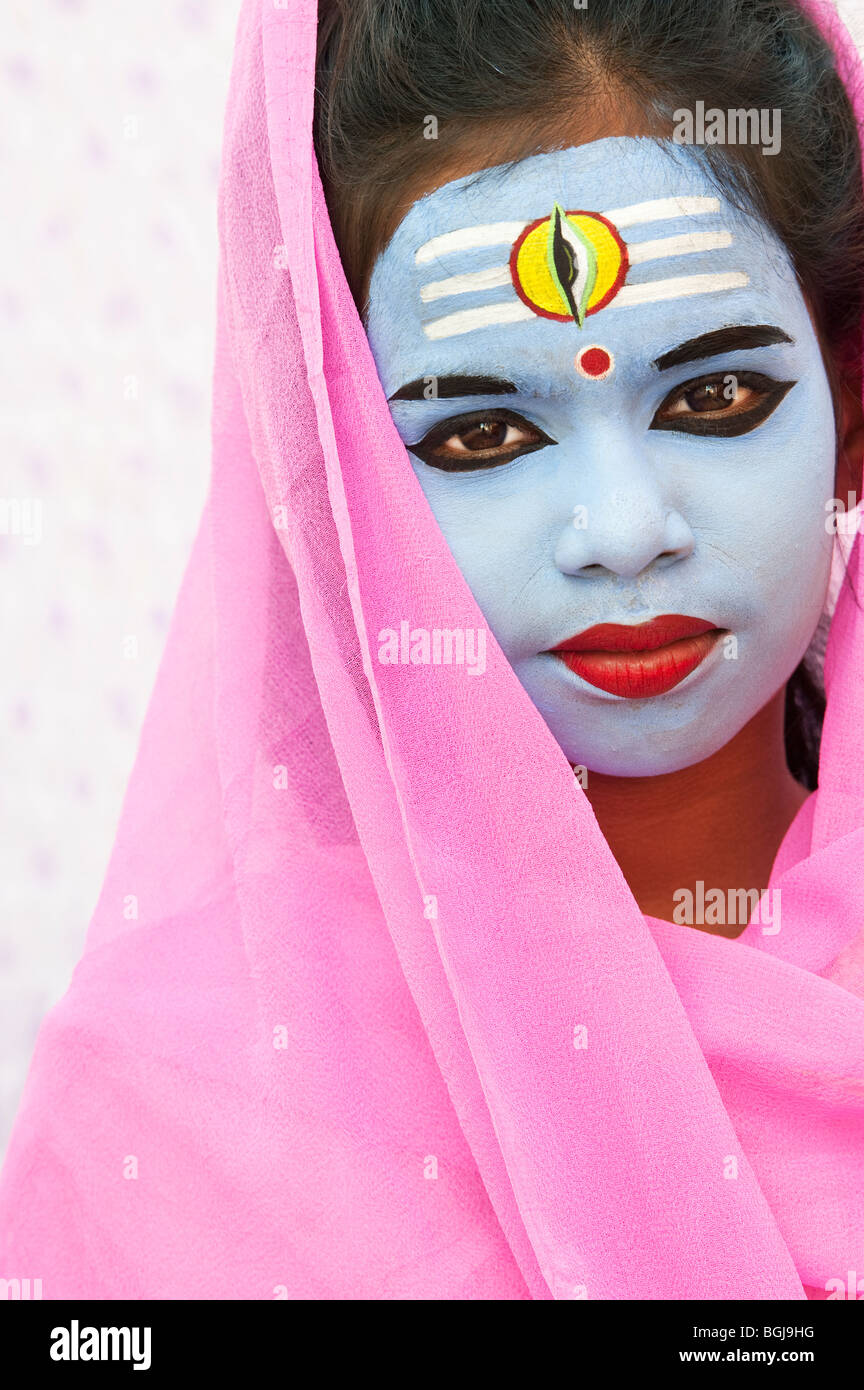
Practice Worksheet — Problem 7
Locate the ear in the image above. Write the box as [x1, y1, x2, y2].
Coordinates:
[834, 365, 864, 501]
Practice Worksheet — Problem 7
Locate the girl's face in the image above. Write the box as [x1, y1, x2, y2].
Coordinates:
[365, 137, 836, 776]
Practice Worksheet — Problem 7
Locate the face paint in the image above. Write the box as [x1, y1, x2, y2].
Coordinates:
[365, 138, 836, 776]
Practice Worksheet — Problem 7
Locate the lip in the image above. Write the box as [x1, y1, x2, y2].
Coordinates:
[548, 615, 724, 698]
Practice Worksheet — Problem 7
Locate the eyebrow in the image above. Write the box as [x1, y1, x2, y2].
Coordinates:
[386, 326, 794, 399]
[653, 324, 793, 371]
[388, 374, 517, 401]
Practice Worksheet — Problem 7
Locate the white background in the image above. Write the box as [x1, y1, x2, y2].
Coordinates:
[2, 0, 864, 1162]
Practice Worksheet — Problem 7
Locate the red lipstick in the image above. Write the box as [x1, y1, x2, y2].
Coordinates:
[549, 615, 723, 698]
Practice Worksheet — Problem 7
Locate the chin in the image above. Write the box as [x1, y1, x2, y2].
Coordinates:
[556, 724, 743, 778]
[518, 637, 808, 779]
[532, 683, 773, 778]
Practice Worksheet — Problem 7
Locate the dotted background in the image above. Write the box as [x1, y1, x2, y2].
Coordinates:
[0, 0, 237, 1162]
[1, 0, 863, 1164]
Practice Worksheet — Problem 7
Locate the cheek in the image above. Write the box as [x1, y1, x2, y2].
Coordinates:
[409, 462, 550, 642]
[703, 397, 836, 628]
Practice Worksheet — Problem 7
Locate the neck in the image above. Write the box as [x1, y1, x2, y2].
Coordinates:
[580, 690, 809, 936]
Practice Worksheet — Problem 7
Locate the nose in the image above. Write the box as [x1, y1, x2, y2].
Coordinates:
[552, 450, 695, 580]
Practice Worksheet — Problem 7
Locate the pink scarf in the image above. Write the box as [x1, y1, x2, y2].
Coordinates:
[1, 0, 863, 1300]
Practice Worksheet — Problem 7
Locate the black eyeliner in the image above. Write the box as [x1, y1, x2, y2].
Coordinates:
[406, 408, 555, 471]
[651, 372, 796, 438]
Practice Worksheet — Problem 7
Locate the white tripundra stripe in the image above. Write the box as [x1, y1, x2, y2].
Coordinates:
[603, 195, 720, 227]
[420, 231, 735, 305]
[625, 230, 733, 264]
[423, 269, 749, 337]
[423, 301, 536, 339]
[413, 197, 721, 267]
[611, 270, 749, 308]
[419, 265, 513, 302]
[415, 222, 528, 264]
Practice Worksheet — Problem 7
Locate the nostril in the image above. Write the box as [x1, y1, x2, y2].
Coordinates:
[655, 547, 689, 568]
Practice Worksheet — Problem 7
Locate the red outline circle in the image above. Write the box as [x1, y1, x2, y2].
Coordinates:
[509, 209, 629, 322]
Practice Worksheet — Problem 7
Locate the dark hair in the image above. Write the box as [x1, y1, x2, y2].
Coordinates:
[314, 0, 864, 789]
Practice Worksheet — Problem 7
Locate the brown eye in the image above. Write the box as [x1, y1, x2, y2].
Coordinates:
[461, 420, 510, 450]
[407, 408, 555, 471]
[682, 380, 731, 412]
[651, 370, 796, 438]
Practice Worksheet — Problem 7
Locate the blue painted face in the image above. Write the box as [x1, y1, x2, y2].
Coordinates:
[365, 138, 836, 775]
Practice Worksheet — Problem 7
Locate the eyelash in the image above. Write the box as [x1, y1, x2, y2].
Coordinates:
[651, 370, 795, 438]
[405, 370, 796, 472]
[406, 408, 553, 471]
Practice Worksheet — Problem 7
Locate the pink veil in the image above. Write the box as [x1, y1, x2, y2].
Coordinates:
[1, 0, 863, 1300]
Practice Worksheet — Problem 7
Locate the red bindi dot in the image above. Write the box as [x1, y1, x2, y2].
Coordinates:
[575, 346, 614, 380]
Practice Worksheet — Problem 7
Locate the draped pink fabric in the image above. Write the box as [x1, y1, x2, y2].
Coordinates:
[1, 0, 863, 1300]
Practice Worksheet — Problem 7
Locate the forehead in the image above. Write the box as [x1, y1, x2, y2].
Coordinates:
[365, 137, 808, 392]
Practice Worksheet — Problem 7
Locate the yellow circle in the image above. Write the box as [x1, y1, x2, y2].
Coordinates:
[514, 212, 624, 318]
